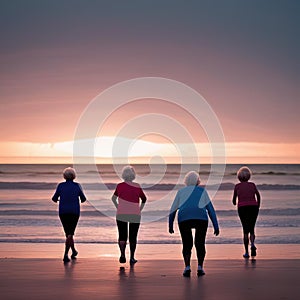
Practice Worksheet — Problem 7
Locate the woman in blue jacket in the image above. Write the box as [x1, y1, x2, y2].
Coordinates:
[52, 167, 86, 263]
[169, 171, 219, 277]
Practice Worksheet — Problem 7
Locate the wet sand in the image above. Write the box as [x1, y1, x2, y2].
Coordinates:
[1, 243, 300, 260]
[0, 243, 299, 299]
[0, 257, 299, 300]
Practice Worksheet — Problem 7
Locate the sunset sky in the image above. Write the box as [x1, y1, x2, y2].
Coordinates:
[0, 1, 299, 163]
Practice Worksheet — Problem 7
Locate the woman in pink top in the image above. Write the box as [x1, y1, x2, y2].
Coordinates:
[232, 166, 261, 258]
[112, 166, 147, 265]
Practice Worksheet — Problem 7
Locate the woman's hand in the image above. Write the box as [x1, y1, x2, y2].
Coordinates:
[214, 228, 220, 236]
[169, 228, 174, 234]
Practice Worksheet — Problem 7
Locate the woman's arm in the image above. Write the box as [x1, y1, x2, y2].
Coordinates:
[232, 186, 237, 206]
[139, 188, 147, 211]
[206, 201, 219, 236]
[52, 184, 60, 203]
[255, 186, 261, 208]
[140, 201, 146, 211]
[169, 192, 180, 234]
[111, 194, 118, 209]
[78, 184, 87, 203]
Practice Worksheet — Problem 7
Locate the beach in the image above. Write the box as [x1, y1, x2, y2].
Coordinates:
[1, 0, 298, 298]
[1, 243, 300, 300]
[1, 163, 299, 299]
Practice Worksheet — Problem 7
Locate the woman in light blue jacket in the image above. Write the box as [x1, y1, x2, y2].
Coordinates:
[169, 171, 219, 277]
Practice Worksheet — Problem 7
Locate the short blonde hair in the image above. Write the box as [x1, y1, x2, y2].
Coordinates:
[237, 166, 251, 182]
[121, 166, 136, 182]
[63, 167, 76, 180]
[184, 171, 200, 186]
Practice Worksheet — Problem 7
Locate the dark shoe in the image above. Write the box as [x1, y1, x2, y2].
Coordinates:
[71, 250, 78, 259]
[251, 246, 257, 257]
[63, 256, 70, 263]
[243, 253, 250, 259]
[197, 269, 205, 276]
[130, 258, 137, 265]
[119, 256, 126, 263]
[183, 269, 191, 277]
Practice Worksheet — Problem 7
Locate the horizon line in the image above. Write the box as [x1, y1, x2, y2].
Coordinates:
[0, 156, 299, 165]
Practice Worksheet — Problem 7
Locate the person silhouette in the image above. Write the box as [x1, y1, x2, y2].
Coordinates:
[232, 166, 261, 258]
[169, 171, 219, 277]
[52, 167, 86, 263]
[112, 166, 147, 265]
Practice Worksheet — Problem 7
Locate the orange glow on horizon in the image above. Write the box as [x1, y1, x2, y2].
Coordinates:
[0, 140, 299, 164]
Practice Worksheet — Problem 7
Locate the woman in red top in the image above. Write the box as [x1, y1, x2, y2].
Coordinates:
[232, 166, 261, 258]
[112, 166, 147, 265]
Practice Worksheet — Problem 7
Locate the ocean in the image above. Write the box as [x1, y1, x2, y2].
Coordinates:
[0, 164, 299, 245]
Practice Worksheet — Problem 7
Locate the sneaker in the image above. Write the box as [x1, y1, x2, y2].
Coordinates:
[183, 269, 191, 277]
[71, 250, 78, 259]
[197, 269, 206, 276]
[243, 253, 250, 259]
[251, 246, 257, 257]
[119, 256, 126, 263]
[130, 258, 138, 265]
[63, 256, 70, 263]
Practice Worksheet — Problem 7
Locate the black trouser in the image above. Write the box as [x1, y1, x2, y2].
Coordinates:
[178, 219, 208, 266]
[116, 220, 140, 244]
[238, 206, 259, 234]
[59, 214, 79, 236]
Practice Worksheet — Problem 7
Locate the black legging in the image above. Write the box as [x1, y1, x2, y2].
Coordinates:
[59, 213, 79, 236]
[117, 220, 140, 244]
[178, 219, 208, 266]
[238, 205, 259, 234]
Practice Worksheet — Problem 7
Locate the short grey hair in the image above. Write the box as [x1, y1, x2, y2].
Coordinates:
[237, 166, 251, 182]
[184, 171, 200, 186]
[63, 167, 76, 180]
[121, 166, 136, 182]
